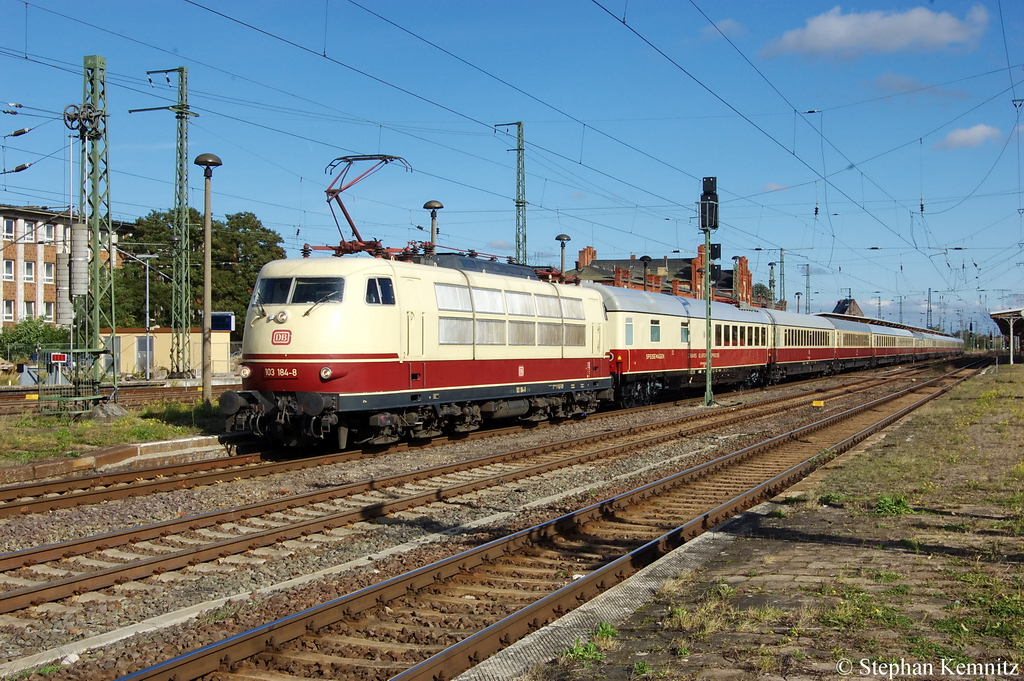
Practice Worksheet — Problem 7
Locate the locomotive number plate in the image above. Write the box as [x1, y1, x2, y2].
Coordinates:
[264, 367, 299, 378]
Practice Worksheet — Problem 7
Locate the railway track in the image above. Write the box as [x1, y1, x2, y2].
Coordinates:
[0, 365, 935, 519]
[0, 366, 944, 618]
[111, 361, 982, 681]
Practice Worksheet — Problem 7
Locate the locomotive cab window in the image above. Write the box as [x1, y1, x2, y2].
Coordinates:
[365, 277, 395, 305]
[254, 277, 292, 305]
[293, 277, 345, 304]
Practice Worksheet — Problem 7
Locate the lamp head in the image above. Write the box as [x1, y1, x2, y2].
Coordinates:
[193, 153, 222, 168]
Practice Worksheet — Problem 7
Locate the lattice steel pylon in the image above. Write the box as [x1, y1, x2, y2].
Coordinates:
[131, 67, 194, 377]
[63, 55, 117, 392]
[496, 122, 526, 265]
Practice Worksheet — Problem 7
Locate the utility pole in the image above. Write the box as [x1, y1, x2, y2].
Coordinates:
[62, 55, 117, 398]
[779, 248, 785, 310]
[927, 288, 933, 328]
[803, 263, 811, 314]
[130, 67, 196, 377]
[496, 122, 526, 265]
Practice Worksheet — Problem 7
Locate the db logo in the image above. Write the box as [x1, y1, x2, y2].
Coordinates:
[271, 330, 292, 345]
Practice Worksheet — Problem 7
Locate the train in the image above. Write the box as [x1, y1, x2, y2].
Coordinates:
[219, 250, 963, 449]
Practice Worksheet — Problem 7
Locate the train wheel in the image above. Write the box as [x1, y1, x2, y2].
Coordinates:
[618, 379, 656, 408]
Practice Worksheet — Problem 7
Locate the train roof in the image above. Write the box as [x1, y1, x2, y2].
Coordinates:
[825, 315, 913, 337]
[414, 253, 539, 279]
[816, 312, 957, 337]
[582, 283, 773, 323]
[759, 308, 836, 330]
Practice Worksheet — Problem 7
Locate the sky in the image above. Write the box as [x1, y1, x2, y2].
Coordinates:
[1, 0, 1022, 334]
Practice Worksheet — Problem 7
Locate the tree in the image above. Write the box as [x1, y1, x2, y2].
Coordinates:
[117, 209, 285, 340]
[211, 212, 286, 337]
[0, 317, 70, 361]
[753, 283, 771, 303]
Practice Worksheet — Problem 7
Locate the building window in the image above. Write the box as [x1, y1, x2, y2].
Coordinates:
[2, 300, 12, 322]
[23, 261, 34, 283]
[2, 220, 13, 241]
[23, 301, 35, 318]
[24, 221, 36, 242]
[43, 301, 55, 321]
[43, 262, 55, 284]
[40, 223, 55, 242]
[2, 260, 12, 281]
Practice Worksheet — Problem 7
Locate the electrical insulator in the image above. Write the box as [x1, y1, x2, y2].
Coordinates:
[301, 243, 312, 258]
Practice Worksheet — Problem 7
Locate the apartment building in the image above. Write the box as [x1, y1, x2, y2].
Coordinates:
[0, 205, 68, 328]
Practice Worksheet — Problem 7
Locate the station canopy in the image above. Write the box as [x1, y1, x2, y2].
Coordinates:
[990, 307, 1024, 337]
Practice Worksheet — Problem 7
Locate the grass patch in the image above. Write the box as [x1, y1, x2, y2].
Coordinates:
[819, 588, 914, 631]
[560, 638, 605, 666]
[875, 495, 913, 516]
[0, 400, 221, 465]
[5, 664, 63, 680]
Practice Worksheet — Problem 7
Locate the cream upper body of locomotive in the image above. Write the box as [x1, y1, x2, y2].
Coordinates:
[242, 255, 610, 373]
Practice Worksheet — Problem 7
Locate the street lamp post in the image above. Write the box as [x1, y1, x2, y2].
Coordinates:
[795, 291, 802, 314]
[194, 152, 222, 407]
[699, 177, 718, 407]
[423, 201, 443, 252]
[639, 255, 652, 291]
[555, 234, 571, 281]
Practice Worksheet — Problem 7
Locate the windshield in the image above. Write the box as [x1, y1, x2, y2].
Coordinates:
[252, 276, 345, 306]
[254, 277, 291, 305]
[292, 277, 345, 304]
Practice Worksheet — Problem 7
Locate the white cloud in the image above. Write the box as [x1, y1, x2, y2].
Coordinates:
[872, 72, 971, 101]
[486, 239, 515, 253]
[701, 18, 748, 40]
[934, 124, 1000, 150]
[762, 182, 789, 192]
[761, 4, 988, 59]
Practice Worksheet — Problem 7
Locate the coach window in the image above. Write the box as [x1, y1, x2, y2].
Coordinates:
[365, 277, 395, 305]
[650, 319, 661, 342]
[732, 325, 738, 346]
[680, 322, 690, 343]
[625, 317, 634, 345]
[715, 323, 722, 346]
[739, 326, 745, 346]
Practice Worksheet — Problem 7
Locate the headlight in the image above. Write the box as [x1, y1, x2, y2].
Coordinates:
[319, 366, 333, 380]
[239, 365, 251, 378]
[273, 310, 288, 324]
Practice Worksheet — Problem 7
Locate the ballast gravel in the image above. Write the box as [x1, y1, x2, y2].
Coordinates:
[0, 375, 909, 679]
